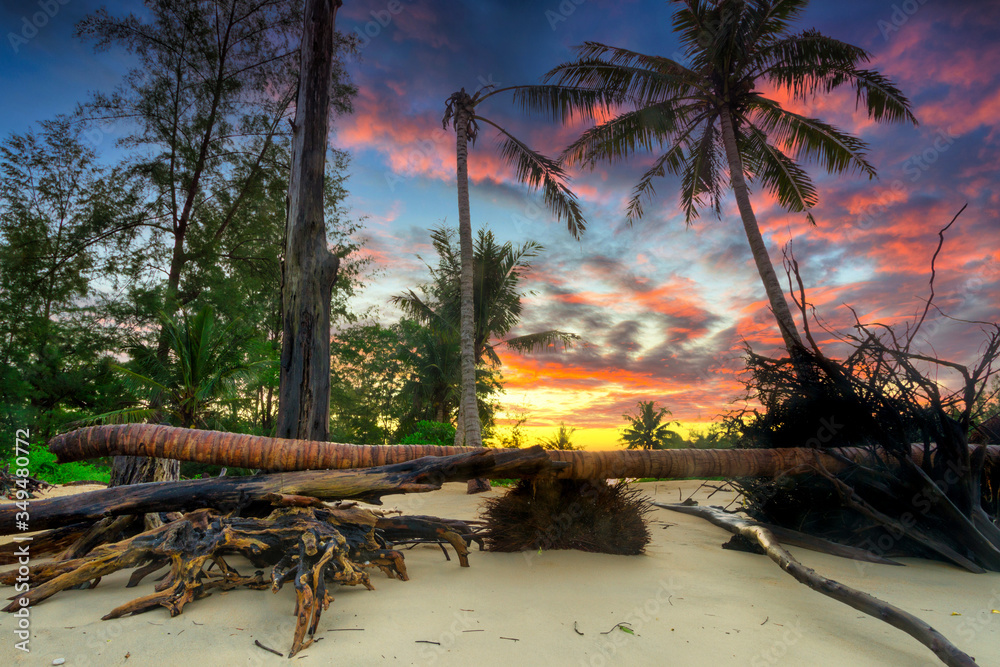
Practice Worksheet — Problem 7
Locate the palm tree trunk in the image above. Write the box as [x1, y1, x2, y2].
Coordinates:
[277, 0, 343, 442]
[719, 107, 803, 356]
[50, 424, 1000, 480]
[454, 103, 483, 447]
[3, 445, 555, 535]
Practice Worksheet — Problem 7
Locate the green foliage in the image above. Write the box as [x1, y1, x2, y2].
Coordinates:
[328, 321, 413, 445]
[487, 407, 531, 449]
[394, 226, 577, 369]
[399, 421, 457, 446]
[0, 117, 135, 439]
[0, 0, 368, 446]
[3, 443, 109, 485]
[391, 226, 575, 439]
[93, 305, 267, 429]
[619, 400, 682, 450]
[684, 424, 737, 449]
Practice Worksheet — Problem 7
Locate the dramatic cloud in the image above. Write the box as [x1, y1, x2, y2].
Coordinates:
[4, 0, 996, 446]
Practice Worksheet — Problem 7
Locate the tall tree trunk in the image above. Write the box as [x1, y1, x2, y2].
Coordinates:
[454, 99, 482, 447]
[719, 107, 803, 356]
[277, 0, 343, 442]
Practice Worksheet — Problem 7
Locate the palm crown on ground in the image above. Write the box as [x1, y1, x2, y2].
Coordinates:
[517, 0, 917, 355]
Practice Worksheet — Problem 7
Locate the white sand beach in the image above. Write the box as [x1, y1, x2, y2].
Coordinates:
[2, 480, 999, 666]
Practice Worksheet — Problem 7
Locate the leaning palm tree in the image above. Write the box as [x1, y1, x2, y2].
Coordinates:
[442, 86, 587, 447]
[517, 0, 916, 355]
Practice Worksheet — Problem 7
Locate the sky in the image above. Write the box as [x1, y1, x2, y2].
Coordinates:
[1, 1, 998, 449]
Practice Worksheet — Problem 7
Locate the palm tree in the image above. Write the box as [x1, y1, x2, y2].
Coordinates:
[538, 422, 583, 451]
[442, 86, 587, 447]
[517, 0, 916, 355]
[620, 400, 682, 450]
[392, 226, 578, 441]
[58, 423, 997, 481]
[92, 305, 264, 484]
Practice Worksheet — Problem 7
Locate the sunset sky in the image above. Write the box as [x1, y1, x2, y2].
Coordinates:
[2, 1, 998, 449]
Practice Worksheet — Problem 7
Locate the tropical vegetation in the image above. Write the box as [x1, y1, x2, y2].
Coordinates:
[620, 400, 684, 450]
[517, 0, 917, 355]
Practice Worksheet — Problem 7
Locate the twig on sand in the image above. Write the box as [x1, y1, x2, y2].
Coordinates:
[254, 640, 283, 657]
[599, 622, 633, 635]
[655, 502, 977, 667]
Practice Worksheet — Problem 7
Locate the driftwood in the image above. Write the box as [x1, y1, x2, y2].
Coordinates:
[1, 464, 51, 498]
[0, 500, 472, 657]
[754, 522, 903, 566]
[48, 424, 1000, 479]
[0, 446, 556, 535]
[655, 502, 977, 667]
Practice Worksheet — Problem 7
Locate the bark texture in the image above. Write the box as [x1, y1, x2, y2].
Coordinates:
[277, 0, 343, 441]
[2, 445, 555, 535]
[451, 91, 483, 448]
[719, 106, 803, 354]
[49, 424, 1000, 480]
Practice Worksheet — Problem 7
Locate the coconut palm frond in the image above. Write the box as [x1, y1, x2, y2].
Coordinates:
[741, 125, 819, 218]
[561, 101, 697, 169]
[502, 330, 581, 355]
[76, 406, 163, 427]
[511, 84, 621, 123]
[478, 116, 587, 239]
[678, 120, 724, 223]
[749, 97, 876, 177]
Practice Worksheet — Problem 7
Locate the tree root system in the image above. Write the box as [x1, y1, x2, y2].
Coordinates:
[1, 499, 476, 657]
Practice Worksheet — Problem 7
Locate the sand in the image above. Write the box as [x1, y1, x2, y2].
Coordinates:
[2, 480, 999, 666]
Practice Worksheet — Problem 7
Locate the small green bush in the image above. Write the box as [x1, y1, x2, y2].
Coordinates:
[399, 420, 456, 446]
[4, 442, 110, 485]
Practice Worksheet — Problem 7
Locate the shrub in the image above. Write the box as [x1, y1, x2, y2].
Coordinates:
[399, 420, 456, 446]
[3, 442, 109, 485]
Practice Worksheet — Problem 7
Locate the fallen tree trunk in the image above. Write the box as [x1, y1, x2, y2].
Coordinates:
[0, 447, 555, 535]
[655, 502, 977, 667]
[49, 424, 1000, 479]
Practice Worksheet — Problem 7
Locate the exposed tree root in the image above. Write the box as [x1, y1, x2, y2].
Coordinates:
[1, 464, 51, 498]
[1, 501, 476, 657]
[656, 502, 977, 667]
[0, 523, 92, 565]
